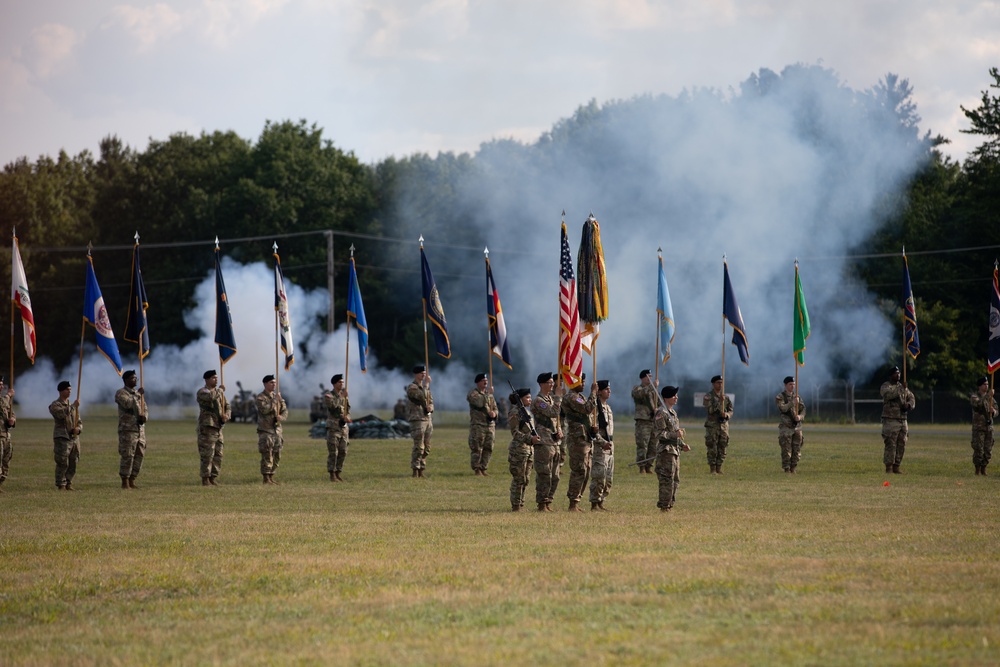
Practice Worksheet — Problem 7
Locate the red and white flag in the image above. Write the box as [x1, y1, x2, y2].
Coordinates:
[11, 234, 35, 364]
[559, 222, 583, 388]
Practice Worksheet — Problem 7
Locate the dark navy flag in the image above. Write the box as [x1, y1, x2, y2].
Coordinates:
[84, 255, 123, 375]
[214, 249, 237, 365]
[486, 256, 512, 369]
[421, 246, 451, 359]
[903, 253, 920, 360]
[123, 242, 150, 359]
[723, 261, 749, 365]
[347, 256, 368, 372]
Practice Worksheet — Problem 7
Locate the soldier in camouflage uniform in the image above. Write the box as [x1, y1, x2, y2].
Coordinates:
[589, 380, 614, 511]
[0, 376, 15, 493]
[115, 370, 148, 489]
[407, 365, 434, 477]
[256, 374, 288, 484]
[196, 369, 230, 486]
[775, 376, 805, 473]
[532, 372, 565, 511]
[703, 375, 733, 474]
[653, 385, 690, 512]
[50, 380, 81, 490]
[508, 387, 539, 511]
[880, 366, 915, 474]
[467, 373, 498, 476]
[564, 374, 597, 511]
[970, 376, 997, 475]
[631, 369, 658, 473]
[325, 374, 350, 482]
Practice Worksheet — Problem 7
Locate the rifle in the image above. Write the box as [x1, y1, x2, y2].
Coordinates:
[506, 380, 538, 437]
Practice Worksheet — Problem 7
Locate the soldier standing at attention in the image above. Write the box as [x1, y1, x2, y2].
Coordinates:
[970, 376, 997, 475]
[653, 385, 690, 512]
[775, 376, 805, 474]
[508, 387, 539, 511]
[880, 366, 915, 474]
[407, 365, 434, 478]
[564, 374, 597, 511]
[256, 374, 288, 485]
[50, 380, 81, 490]
[703, 375, 733, 475]
[0, 376, 15, 493]
[589, 380, 614, 512]
[115, 370, 148, 489]
[467, 372, 498, 476]
[325, 374, 350, 482]
[532, 372, 565, 512]
[197, 369, 230, 486]
[631, 369, 658, 473]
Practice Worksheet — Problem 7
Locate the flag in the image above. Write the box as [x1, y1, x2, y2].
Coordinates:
[988, 263, 999, 374]
[83, 255, 123, 375]
[657, 255, 675, 364]
[214, 249, 237, 365]
[486, 256, 512, 369]
[902, 252, 920, 360]
[559, 222, 584, 388]
[347, 256, 369, 373]
[577, 214, 607, 354]
[274, 251, 294, 370]
[123, 242, 150, 359]
[723, 261, 749, 365]
[793, 263, 811, 366]
[420, 246, 451, 359]
[11, 234, 35, 364]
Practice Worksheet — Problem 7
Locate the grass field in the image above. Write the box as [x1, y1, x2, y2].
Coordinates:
[1, 415, 998, 666]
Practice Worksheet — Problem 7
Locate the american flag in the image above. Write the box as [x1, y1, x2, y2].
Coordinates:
[559, 222, 583, 388]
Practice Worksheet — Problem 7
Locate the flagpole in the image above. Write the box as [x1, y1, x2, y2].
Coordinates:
[655, 248, 662, 386]
[344, 246, 354, 391]
[76, 245, 91, 430]
[794, 260, 800, 406]
[419, 236, 430, 375]
[902, 247, 908, 387]
[556, 214, 564, 392]
[720, 257, 727, 396]
[485, 248, 494, 388]
[273, 242, 280, 384]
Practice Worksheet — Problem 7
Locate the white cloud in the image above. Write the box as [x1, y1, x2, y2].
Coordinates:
[20, 23, 79, 79]
[108, 4, 185, 52]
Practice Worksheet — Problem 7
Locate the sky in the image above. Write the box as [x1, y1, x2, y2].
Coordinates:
[1, 0, 998, 168]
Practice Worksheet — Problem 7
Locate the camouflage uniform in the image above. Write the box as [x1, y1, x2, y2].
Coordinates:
[467, 387, 497, 473]
[406, 381, 433, 472]
[256, 390, 288, 478]
[653, 405, 686, 510]
[631, 382, 657, 468]
[703, 389, 733, 470]
[775, 390, 805, 472]
[564, 387, 597, 505]
[508, 404, 535, 510]
[50, 398, 81, 489]
[0, 390, 14, 489]
[197, 385, 230, 482]
[589, 399, 614, 506]
[325, 390, 351, 477]
[970, 387, 997, 474]
[531, 392, 564, 507]
[880, 380, 915, 470]
[115, 385, 148, 482]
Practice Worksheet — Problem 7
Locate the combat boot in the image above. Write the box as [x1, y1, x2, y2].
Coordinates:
[331, 472, 338, 482]
[886, 464, 893, 473]
[121, 475, 130, 489]
[64, 482, 74, 491]
[128, 477, 137, 489]
[982, 466, 988, 476]
[417, 469, 425, 478]
[202, 477, 211, 486]
[568, 500, 582, 512]
[975, 465, 982, 475]
[537, 503, 547, 512]
[892, 465, 902, 474]
[710, 465, 717, 474]
[598, 502, 609, 512]
[334, 472, 343, 481]
[715, 464, 724, 475]
[209, 477, 218, 486]
[263, 474, 270, 485]
[412, 469, 418, 478]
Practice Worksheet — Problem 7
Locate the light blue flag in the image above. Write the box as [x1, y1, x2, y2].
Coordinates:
[347, 256, 368, 372]
[83, 254, 123, 375]
[657, 255, 675, 363]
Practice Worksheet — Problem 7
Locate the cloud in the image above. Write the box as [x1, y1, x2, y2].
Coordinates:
[108, 3, 185, 53]
[20, 23, 80, 79]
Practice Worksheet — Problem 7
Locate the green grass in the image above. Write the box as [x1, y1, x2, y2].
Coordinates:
[1, 416, 998, 666]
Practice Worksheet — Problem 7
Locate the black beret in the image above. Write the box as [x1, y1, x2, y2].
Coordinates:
[890, 366, 900, 375]
[412, 364, 426, 374]
[331, 374, 343, 384]
[123, 369, 137, 381]
[475, 373, 487, 383]
[977, 376, 989, 387]
[263, 374, 276, 384]
[597, 380, 610, 390]
[711, 375, 722, 383]
[203, 369, 217, 380]
[516, 387, 531, 398]
[537, 372, 553, 384]
[639, 369, 651, 379]
[58, 380, 71, 392]
[0, 375, 5, 384]
[783, 376, 794, 385]
[661, 385, 679, 399]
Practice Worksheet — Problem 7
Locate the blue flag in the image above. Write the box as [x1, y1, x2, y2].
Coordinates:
[347, 256, 368, 373]
[123, 242, 150, 359]
[215, 249, 237, 364]
[723, 261, 749, 365]
[657, 255, 675, 363]
[903, 253, 920, 360]
[83, 255, 123, 375]
[420, 246, 451, 359]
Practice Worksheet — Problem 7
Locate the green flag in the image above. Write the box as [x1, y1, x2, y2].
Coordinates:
[793, 262, 811, 366]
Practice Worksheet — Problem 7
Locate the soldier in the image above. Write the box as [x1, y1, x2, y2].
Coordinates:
[325, 374, 350, 482]
[49, 380, 81, 490]
[970, 376, 997, 475]
[0, 376, 15, 493]
[467, 372, 498, 476]
[703, 375, 733, 474]
[631, 370, 658, 473]
[653, 385, 690, 512]
[880, 366, 915, 474]
[406, 365, 434, 477]
[256, 374, 288, 484]
[196, 369, 231, 486]
[508, 387, 539, 511]
[115, 370, 148, 489]
[775, 376, 805, 473]
[532, 372, 565, 511]
[589, 380, 614, 511]
[564, 373, 597, 511]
